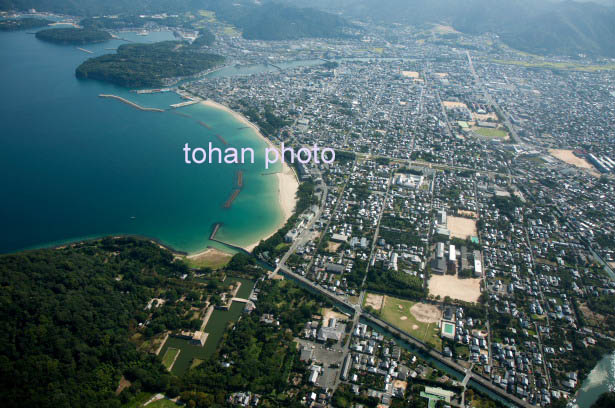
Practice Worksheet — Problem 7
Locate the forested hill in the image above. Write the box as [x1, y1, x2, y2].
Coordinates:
[75, 41, 225, 88]
[0, 17, 50, 30]
[0, 0, 353, 41]
[0, 0, 203, 16]
[0, 237, 328, 407]
[35, 27, 111, 45]
[0, 238, 187, 407]
[279, 0, 615, 58]
[205, 1, 353, 40]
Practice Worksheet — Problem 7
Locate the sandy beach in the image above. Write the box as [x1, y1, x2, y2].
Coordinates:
[200, 100, 299, 252]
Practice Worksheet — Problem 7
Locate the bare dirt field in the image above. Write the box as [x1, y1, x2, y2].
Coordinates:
[442, 101, 468, 109]
[393, 380, 408, 392]
[115, 376, 131, 395]
[473, 112, 498, 122]
[401, 71, 420, 79]
[447, 216, 478, 239]
[322, 308, 348, 324]
[431, 24, 459, 34]
[365, 293, 384, 311]
[409, 302, 442, 323]
[327, 242, 341, 253]
[429, 275, 482, 303]
[549, 149, 600, 176]
[578, 302, 606, 326]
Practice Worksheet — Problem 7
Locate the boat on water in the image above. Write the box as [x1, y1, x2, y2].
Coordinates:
[136, 30, 148, 36]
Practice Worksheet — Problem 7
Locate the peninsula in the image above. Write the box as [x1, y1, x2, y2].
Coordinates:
[75, 41, 224, 88]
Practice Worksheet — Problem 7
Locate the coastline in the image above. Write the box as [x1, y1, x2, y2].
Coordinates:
[200, 99, 299, 252]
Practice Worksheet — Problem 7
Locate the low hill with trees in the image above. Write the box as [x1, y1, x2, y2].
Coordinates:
[0, 17, 50, 31]
[75, 41, 224, 88]
[35, 27, 111, 45]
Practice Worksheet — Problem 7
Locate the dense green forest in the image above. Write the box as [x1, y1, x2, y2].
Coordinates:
[206, 1, 353, 41]
[0, 0, 203, 16]
[192, 28, 215, 47]
[282, 0, 615, 58]
[35, 27, 111, 44]
[0, 17, 50, 30]
[80, 16, 148, 30]
[75, 41, 224, 88]
[0, 236, 330, 407]
[1, 1, 352, 41]
[0, 238, 187, 407]
[365, 264, 426, 301]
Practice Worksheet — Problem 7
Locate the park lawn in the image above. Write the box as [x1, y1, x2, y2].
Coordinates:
[123, 392, 154, 408]
[198, 10, 215, 18]
[148, 399, 181, 407]
[223, 26, 240, 36]
[379, 296, 442, 351]
[275, 243, 290, 252]
[162, 347, 180, 371]
[523, 156, 547, 165]
[184, 252, 232, 270]
[455, 345, 470, 359]
[473, 127, 509, 139]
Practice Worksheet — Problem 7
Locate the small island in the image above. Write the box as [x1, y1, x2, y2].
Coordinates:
[76, 41, 225, 88]
[0, 18, 51, 31]
[35, 28, 112, 45]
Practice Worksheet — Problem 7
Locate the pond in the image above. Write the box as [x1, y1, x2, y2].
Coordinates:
[158, 277, 255, 375]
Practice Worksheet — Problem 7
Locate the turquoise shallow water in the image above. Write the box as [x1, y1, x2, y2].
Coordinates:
[0, 28, 284, 254]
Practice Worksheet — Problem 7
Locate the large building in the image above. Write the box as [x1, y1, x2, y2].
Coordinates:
[448, 244, 457, 274]
[394, 173, 423, 189]
[473, 250, 483, 277]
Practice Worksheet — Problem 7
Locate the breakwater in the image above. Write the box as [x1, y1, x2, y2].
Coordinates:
[216, 134, 228, 145]
[98, 94, 165, 112]
[223, 189, 240, 208]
